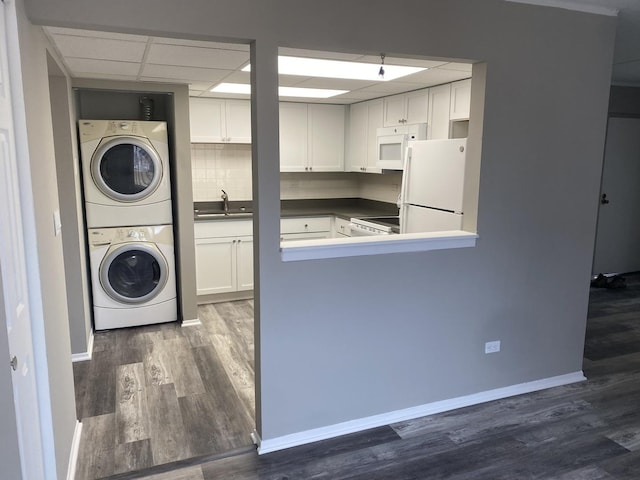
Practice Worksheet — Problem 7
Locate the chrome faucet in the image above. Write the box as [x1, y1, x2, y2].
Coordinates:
[221, 189, 229, 214]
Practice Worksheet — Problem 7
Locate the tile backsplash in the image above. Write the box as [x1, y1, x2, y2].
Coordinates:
[191, 143, 402, 204]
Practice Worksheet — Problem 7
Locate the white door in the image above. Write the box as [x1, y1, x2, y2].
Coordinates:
[404, 139, 466, 212]
[593, 117, 640, 274]
[0, 2, 45, 478]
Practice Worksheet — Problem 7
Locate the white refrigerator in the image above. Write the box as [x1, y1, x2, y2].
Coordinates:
[399, 139, 467, 233]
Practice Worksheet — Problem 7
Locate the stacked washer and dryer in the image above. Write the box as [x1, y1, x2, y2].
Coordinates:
[79, 120, 177, 330]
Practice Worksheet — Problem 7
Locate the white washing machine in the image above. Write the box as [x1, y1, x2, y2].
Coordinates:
[88, 225, 177, 330]
[79, 120, 173, 228]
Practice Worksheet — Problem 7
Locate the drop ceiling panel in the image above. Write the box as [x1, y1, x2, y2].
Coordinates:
[65, 58, 141, 76]
[354, 81, 421, 95]
[51, 34, 147, 62]
[146, 43, 249, 69]
[213, 70, 250, 84]
[441, 62, 474, 72]
[278, 48, 363, 61]
[400, 68, 471, 85]
[141, 64, 231, 82]
[152, 37, 250, 51]
[359, 55, 450, 69]
[46, 27, 148, 42]
[44, 27, 476, 103]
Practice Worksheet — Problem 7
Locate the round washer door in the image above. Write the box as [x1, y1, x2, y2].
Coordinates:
[91, 136, 162, 202]
[100, 243, 168, 304]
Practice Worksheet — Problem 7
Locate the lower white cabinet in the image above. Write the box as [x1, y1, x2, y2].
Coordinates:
[280, 216, 331, 242]
[333, 216, 351, 237]
[194, 220, 253, 296]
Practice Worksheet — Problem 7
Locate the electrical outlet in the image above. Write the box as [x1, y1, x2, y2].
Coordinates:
[485, 340, 501, 354]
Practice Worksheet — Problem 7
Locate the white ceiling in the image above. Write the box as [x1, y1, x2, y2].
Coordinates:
[43, 27, 473, 105]
[46, 0, 640, 95]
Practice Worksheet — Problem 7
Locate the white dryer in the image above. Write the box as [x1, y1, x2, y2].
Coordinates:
[88, 225, 177, 330]
[79, 120, 173, 228]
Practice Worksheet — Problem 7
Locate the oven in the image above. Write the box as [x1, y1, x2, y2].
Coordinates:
[349, 216, 400, 236]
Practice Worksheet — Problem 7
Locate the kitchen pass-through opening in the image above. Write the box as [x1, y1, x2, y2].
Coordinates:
[275, 47, 485, 261]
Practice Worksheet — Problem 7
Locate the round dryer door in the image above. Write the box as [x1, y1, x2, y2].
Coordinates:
[91, 136, 163, 202]
[100, 243, 168, 304]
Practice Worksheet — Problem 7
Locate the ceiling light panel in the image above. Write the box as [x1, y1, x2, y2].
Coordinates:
[211, 83, 348, 98]
[243, 56, 426, 81]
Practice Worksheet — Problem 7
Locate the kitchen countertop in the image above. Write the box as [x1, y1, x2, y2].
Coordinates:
[193, 198, 398, 222]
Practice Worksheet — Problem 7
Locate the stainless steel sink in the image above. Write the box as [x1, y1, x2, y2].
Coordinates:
[194, 210, 252, 219]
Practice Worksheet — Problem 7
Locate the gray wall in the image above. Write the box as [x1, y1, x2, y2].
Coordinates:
[25, 0, 615, 448]
[48, 57, 93, 355]
[609, 85, 640, 116]
[14, 0, 77, 476]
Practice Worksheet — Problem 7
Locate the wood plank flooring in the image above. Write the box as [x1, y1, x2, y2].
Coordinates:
[98, 274, 640, 479]
[73, 300, 255, 479]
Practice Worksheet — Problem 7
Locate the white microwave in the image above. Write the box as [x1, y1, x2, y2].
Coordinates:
[376, 123, 427, 170]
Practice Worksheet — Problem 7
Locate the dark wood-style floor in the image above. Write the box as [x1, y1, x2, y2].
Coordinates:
[77, 276, 640, 480]
[73, 301, 256, 479]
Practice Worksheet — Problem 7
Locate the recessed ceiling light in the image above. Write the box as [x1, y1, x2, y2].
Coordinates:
[210, 83, 348, 98]
[242, 56, 426, 81]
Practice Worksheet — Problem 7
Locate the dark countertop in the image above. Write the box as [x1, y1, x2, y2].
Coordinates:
[194, 198, 398, 222]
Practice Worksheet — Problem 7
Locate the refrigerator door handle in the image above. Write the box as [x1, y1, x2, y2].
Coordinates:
[399, 146, 412, 208]
[399, 146, 412, 233]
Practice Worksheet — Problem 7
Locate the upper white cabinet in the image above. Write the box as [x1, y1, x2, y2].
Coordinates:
[347, 98, 383, 173]
[383, 90, 429, 127]
[449, 79, 472, 121]
[189, 97, 251, 143]
[279, 103, 345, 172]
[279, 103, 308, 172]
[427, 84, 452, 140]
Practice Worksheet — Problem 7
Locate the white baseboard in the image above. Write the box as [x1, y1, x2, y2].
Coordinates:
[66, 420, 82, 480]
[181, 318, 202, 327]
[71, 330, 94, 363]
[256, 371, 586, 455]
